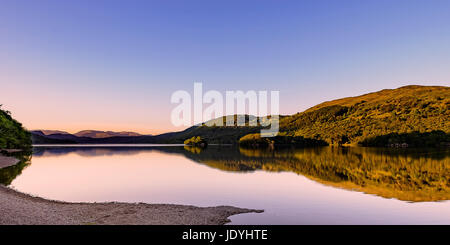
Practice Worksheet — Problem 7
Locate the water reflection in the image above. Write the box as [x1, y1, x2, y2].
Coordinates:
[5, 145, 450, 224]
[11, 145, 450, 202]
[0, 152, 32, 185]
[177, 146, 450, 202]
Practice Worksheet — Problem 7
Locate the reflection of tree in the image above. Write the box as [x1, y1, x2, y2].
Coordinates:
[181, 146, 450, 202]
[183, 146, 203, 154]
[0, 152, 32, 185]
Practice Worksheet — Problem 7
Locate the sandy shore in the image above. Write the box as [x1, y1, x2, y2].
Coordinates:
[0, 154, 262, 225]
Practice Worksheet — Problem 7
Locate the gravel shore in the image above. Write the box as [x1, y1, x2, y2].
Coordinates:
[0, 154, 261, 225]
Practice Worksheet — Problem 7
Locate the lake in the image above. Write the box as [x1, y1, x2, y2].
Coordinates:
[1, 145, 449, 224]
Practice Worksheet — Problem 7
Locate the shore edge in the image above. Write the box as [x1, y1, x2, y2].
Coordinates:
[0, 154, 262, 225]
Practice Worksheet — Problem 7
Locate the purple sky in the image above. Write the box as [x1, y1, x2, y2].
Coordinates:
[1, 0, 449, 134]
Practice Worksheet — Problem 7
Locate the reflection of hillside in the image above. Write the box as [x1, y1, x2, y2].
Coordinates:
[182, 146, 450, 202]
[176, 146, 262, 172]
[0, 152, 32, 185]
[32, 146, 184, 158]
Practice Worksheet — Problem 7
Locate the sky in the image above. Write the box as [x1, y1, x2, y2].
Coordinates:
[1, 0, 450, 134]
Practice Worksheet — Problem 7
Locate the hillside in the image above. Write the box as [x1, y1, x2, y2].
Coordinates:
[163, 123, 259, 145]
[31, 85, 450, 147]
[0, 106, 31, 149]
[279, 85, 449, 146]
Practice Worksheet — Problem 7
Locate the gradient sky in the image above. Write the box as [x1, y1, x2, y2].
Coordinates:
[1, 0, 450, 134]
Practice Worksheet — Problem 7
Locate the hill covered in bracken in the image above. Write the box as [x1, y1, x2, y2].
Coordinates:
[277, 85, 449, 146]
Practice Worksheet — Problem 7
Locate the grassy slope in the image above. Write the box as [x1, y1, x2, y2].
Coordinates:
[0, 107, 31, 149]
[279, 85, 450, 145]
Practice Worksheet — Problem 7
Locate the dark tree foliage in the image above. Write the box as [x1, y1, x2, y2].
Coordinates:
[360, 130, 450, 147]
[0, 106, 32, 149]
[239, 133, 328, 148]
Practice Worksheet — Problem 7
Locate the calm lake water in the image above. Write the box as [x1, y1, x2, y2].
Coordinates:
[2, 145, 450, 224]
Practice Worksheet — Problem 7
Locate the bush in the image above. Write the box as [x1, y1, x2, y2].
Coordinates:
[184, 136, 207, 147]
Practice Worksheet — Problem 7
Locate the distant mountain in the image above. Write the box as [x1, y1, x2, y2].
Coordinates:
[73, 130, 143, 138]
[39, 130, 70, 135]
[31, 132, 160, 144]
[31, 133, 78, 144]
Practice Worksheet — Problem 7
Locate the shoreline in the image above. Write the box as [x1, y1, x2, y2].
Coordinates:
[0, 153, 262, 225]
[0, 154, 20, 169]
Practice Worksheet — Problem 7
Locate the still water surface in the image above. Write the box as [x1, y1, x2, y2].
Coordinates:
[2, 145, 449, 224]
